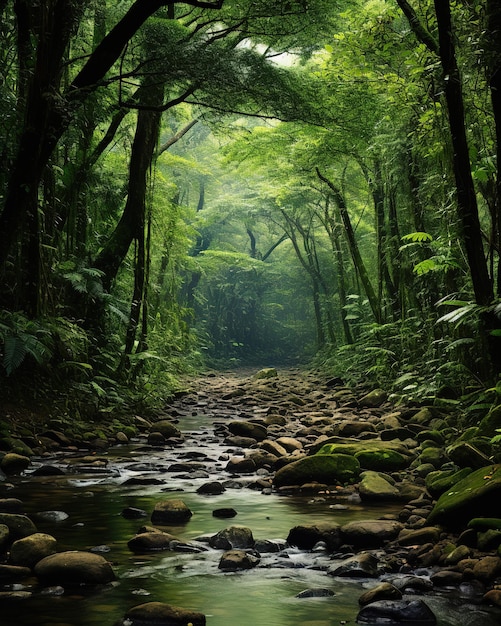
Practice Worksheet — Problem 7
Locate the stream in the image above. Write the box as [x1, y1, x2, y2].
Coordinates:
[2, 372, 501, 626]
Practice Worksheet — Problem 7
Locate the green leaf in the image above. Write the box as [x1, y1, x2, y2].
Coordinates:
[401, 231, 433, 243]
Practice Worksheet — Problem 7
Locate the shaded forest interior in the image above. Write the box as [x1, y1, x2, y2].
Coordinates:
[1, 0, 501, 421]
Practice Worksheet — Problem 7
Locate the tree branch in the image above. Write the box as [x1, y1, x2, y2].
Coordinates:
[395, 0, 439, 54]
[157, 119, 199, 155]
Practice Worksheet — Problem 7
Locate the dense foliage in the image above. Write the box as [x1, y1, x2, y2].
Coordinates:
[0, 0, 500, 415]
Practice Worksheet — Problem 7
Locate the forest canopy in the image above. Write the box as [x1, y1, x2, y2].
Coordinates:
[1, 0, 501, 416]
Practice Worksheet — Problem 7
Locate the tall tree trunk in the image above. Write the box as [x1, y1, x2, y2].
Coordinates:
[316, 169, 382, 324]
[434, 0, 493, 306]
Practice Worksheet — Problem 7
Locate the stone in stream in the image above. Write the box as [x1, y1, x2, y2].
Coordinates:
[10, 532, 57, 567]
[212, 508, 237, 518]
[295, 588, 335, 598]
[121, 506, 148, 519]
[0, 453, 30, 475]
[287, 523, 341, 551]
[358, 471, 400, 501]
[357, 599, 437, 626]
[209, 526, 254, 550]
[328, 552, 380, 578]
[151, 499, 193, 525]
[150, 419, 182, 439]
[273, 454, 360, 488]
[340, 519, 403, 548]
[0, 513, 37, 539]
[354, 449, 411, 472]
[128, 531, 178, 553]
[0, 564, 32, 581]
[118, 601, 206, 625]
[218, 549, 260, 571]
[358, 582, 402, 606]
[34, 551, 116, 585]
[197, 481, 225, 495]
[0, 498, 24, 513]
[0, 524, 9, 551]
[227, 420, 268, 441]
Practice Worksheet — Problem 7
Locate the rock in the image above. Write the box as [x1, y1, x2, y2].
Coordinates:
[228, 421, 267, 441]
[483, 589, 501, 608]
[147, 432, 166, 446]
[224, 436, 257, 447]
[358, 471, 400, 501]
[226, 457, 257, 474]
[338, 421, 376, 437]
[128, 531, 178, 553]
[276, 437, 303, 452]
[10, 533, 57, 568]
[446, 442, 492, 469]
[31, 465, 66, 476]
[359, 389, 388, 408]
[196, 481, 225, 495]
[354, 449, 410, 472]
[34, 551, 116, 585]
[0, 498, 24, 513]
[212, 508, 237, 519]
[209, 525, 254, 550]
[425, 467, 472, 498]
[390, 576, 434, 592]
[253, 367, 278, 379]
[151, 420, 182, 439]
[121, 507, 147, 519]
[254, 539, 287, 553]
[472, 556, 501, 582]
[357, 600, 436, 625]
[0, 453, 30, 475]
[119, 601, 206, 625]
[477, 529, 501, 551]
[0, 513, 37, 539]
[418, 446, 447, 468]
[340, 520, 403, 548]
[273, 454, 360, 488]
[358, 582, 402, 606]
[287, 523, 341, 551]
[296, 588, 335, 598]
[259, 440, 288, 457]
[218, 549, 260, 571]
[430, 570, 463, 586]
[427, 464, 501, 528]
[328, 552, 379, 578]
[151, 500, 193, 525]
[468, 517, 501, 531]
[478, 404, 501, 438]
[35, 510, 69, 523]
[0, 564, 32, 582]
[396, 526, 441, 546]
[410, 408, 434, 425]
[443, 544, 471, 565]
[0, 524, 9, 551]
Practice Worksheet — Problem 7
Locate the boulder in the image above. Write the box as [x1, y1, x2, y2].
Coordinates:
[358, 471, 400, 501]
[196, 481, 225, 495]
[359, 389, 388, 408]
[151, 500, 193, 525]
[427, 464, 501, 528]
[478, 404, 501, 438]
[34, 551, 116, 585]
[0, 514, 37, 540]
[226, 457, 257, 474]
[340, 520, 403, 548]
[296, 588, 334, 599]
[0, 498, 24, 513]
[287, 523, 341, 551]
[276, 437, 303, 452]
[218, 549, 260, 571]
[396, 526, 441, 546]
[354, 449, 410, 472]
[228, 421, 267, 441]
[338, 421, 376, 437]
[273, 454, 360, 488]
[446, 442, 492, 469]
[10, 533, 57, 568]
[0, 524, 9, 551]
[151, 420, 182, 440]
[0, 564, 31, 581]
[328, 552, 379, 578]
[119, 601, 205, 626]
[357, 600, 436, 626]
[253, 367, 278, 379]
[128, 531, 178, 553]
[425, 467, 472, 499]
[0, 453, 30, 475]
[209, 526, 254, 550]
[358, 582, 402, 606]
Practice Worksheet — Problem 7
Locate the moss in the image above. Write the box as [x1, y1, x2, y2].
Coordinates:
[425, 467, 472, 499]
[354, 449, 410, 472]
[273, 454, 360, 488]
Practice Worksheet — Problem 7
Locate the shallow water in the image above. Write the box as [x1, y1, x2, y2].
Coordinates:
[2, 413, 501, 626]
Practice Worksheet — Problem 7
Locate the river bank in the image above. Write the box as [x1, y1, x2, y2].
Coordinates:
[0, 367, 501, 625]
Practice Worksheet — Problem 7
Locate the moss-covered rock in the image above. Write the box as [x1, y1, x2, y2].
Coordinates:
[427, 464, 501, 528]
[273, 454, 360, 488]
[358, 471, 400, 501]
[446, 442, 491, 469]
[354, 449, 410, 472]
[253, 367, 278, 379]
[478, 405, 501, 438]
[425, 467, 472, 499]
